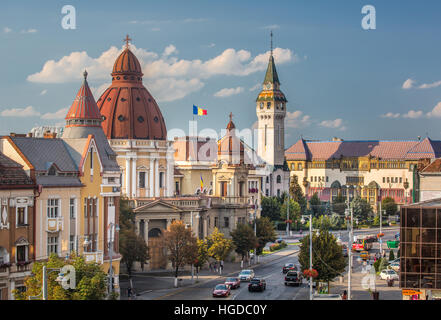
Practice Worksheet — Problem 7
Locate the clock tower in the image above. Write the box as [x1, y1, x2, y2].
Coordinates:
[256, 32, 287, 167]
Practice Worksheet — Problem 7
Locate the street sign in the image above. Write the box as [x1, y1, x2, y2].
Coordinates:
[402, 289, 423, 296]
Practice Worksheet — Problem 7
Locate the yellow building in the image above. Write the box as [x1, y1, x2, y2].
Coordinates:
[1, 71, 122, 294]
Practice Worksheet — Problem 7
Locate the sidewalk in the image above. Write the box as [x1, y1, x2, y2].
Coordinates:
[119, 245, 299, 300]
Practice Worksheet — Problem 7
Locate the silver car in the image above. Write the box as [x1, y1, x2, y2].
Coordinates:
[238, 269, 255, 282]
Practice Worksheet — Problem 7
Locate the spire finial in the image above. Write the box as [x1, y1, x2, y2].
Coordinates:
[270, 30, 273, 57]
[229, 112, 233, 122]
[124, 34, 132, 49]
[83, 69, 88, 80]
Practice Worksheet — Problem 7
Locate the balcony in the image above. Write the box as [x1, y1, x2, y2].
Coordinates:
[83, 251, 103, 264]
[211, 196, 249, 207]
[46, 217, 63, 233]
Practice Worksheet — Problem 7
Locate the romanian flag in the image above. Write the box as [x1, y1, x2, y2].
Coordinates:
[193, 105, 207, 116]
[200, 175, 204, 191]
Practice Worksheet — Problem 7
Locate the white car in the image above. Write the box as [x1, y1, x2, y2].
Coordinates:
[388, 262, 400, 272]
[380, 269, 399, 281]
[238, 269, 255, 282]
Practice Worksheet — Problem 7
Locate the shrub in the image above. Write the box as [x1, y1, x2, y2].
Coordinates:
[389, 250, 395, 261]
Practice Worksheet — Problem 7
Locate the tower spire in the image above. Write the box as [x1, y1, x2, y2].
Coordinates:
[124, 34, 132, 49]
[270, 30, 273, 57]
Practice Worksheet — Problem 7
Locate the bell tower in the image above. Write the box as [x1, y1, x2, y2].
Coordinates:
[256, 31, 287, 166]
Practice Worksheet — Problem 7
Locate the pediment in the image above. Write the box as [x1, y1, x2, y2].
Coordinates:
[134, 200, 183, 213]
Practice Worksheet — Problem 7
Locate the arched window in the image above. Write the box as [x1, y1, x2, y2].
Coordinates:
[148, 228, 162, 238]
[276, 175, 281, 183]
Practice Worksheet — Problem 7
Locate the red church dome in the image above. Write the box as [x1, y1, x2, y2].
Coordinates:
[97, 36, 167, 140]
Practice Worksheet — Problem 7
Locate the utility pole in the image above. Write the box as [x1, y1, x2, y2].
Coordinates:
[348, 205, 353, 300]
[42, 265, 48, 300]
[108, 223, 113, 298]
[286, 193, 290, 236]
[379, 202, 383, 257]
[309, 211, 313, 300]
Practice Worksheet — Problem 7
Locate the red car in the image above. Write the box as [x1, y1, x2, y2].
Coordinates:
[282, 263, 297, 273]
[212, 284, 231, 297]
[225, 277, 241, 289]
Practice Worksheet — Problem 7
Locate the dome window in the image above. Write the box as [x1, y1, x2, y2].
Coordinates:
[102, 115, 106, 121]
[116, 76, 120, 80]
[138, 77, 141, 80]
[137, 116, 144, 123]
[130, 76, 135, 80]
[154, 116, 159, 123]
[136, 97, 140, 101]
[107, 97, 111, 101]
[123, 76, 128, 80]
[118, 115, 125, 121]
[121, 98, 126, 102]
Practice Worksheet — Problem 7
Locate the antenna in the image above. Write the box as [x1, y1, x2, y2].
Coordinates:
[270, 30, 273, 56]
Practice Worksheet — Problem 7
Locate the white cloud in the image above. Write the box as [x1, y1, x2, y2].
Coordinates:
[3, 27, 12, 33]
[27, 44, 298, 102]
[319, 118, 346, 131]
[214, 87, 244, 98]
[402, 110, 424, 119]
[41, 107, 69, 120]
[163, 45, 178, 57]
[207, 43, 216, 48]
[1, 106, 40, 117]
[40, 89, 47, 96]
[402, 78, 415, 90]
[21, 28, 37, 34]
[381, 112, 400, 118]
[427, 102, 441, 118]
[249, 83, 261, 91]
[151, 27, 160, 32]
[418, 80, 441, 89]
[183, 18, 209, 23]
[285, 111, 311, 128]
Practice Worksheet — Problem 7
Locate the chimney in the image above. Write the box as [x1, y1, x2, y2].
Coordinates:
[26, 132, 33, 137]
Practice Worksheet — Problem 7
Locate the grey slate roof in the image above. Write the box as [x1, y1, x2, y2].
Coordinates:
[36, 175, 83, 187]
[9, 137, 78, 172]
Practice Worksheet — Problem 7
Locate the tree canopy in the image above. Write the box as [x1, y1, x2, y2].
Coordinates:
[255, 217, 277, 255]
[14, 253, 108, 300]
[206, 228, 234, 262]
[351, 197, 372, 223]
[280, 199, 301, 222]
[381, 197, 398, 216]
[309, 192, 323, 217]
[260, 196, 281, 221]
[289, 175, 307, 213]
[332, 192, 347, 214]
[298, 229, 346, 285]
[230, 223, 258, 260]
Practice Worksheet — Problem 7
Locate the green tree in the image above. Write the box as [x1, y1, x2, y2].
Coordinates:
[351, 197, 372, 223]
[206, 228, 234, 263]
[298, 229, 346, 289]
[309, 193, 323, 217]
[260, 196, 281, 221]
[332, 192, 347, 214]
[119, 198, 149, 274]
[313, 215, 332, 231]
[280, 199, 301, 222]
[194, 239, 209, 274]
[389, 250, 395, 261]
[289, 175, 307, 213]
[14, 253, 108, 300]
[382, 197, 398, 216]
[162, 220, 198, 281]
[230, 223, 258, 261]
[255, 217, 277, 255]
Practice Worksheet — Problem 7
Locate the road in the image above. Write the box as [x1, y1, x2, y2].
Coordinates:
[150, 226, 399, 300]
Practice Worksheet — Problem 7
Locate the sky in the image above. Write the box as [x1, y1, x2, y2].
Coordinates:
[1, 0, 441, 149]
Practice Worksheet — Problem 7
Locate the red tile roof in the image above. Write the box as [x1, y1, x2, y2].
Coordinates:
[285, 137, 441, 161]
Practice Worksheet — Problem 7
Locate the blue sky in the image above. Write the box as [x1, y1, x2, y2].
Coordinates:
[1, 0, 441, 148]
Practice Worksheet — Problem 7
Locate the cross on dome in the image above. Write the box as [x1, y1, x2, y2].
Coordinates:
[229, 112, 233, 122]
[124, 34, 132, 49]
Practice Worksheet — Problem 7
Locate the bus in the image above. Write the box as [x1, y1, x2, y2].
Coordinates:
[352, 235, 373, 251]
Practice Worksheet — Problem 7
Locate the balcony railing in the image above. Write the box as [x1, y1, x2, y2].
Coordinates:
[211, 196, 249, 206]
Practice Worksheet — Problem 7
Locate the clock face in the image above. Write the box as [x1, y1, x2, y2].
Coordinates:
[266, 83, 272, 90]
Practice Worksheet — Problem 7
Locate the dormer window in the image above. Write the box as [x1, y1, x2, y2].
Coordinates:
[48, 166, 56, 176]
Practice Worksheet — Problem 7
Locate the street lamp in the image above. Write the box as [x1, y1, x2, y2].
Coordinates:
[107, 222, 120, 299]
[344, 185, 354, 301]
[28, 266, 65, 300]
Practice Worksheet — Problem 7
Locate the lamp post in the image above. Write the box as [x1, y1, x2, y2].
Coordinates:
[108, 222, 120, 299]
[301, 203, 313, 301]
[29, 266, 65, 300]
[345, 184, 353, 300]
[286, 192, 290, 236]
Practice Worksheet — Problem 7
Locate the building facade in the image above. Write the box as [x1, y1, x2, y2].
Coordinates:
[0, 152, 36, 300]
[285, 137, 441, 211]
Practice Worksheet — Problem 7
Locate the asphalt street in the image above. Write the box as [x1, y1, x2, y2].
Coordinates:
[148, 226, 399, 300]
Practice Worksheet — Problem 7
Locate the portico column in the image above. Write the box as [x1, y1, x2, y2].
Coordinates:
[125, 158, 130, 196]
[132, 157, 137, 198]
[166, 218, 172, 230]
[144, 219, 149, 244]
[149, 162, 154, 198]
[155, 159, 160, 197]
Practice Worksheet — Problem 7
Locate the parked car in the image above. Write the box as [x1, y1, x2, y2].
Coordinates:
[312, 294, 342, 300]
[212, 284, 231, 297]
[380, 269, 399, 281]
[282, 263, 297, 273]
[284, 271, 302, 286]
[239, 269, 255, 282]
[248, 278, 266, 292]
[276, 238, 283, 244]
[225, 277, 240, 289]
